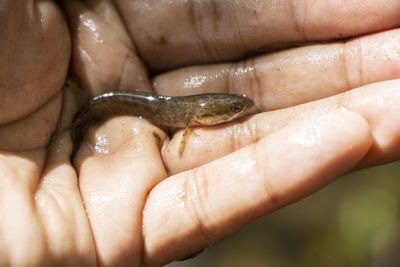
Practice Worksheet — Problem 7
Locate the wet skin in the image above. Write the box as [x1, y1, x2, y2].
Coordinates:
[71, 91, 255, 159]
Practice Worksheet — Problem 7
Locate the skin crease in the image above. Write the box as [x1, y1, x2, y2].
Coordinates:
[0, 0, 399, 266]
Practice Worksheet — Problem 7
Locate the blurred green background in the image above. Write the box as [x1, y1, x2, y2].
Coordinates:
[167, 161, 400, 267]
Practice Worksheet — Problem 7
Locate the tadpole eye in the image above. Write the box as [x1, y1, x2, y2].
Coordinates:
[230, 102, 243, 112]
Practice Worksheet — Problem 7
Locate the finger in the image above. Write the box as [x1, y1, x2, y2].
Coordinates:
[0, 149, 46, 265]
[34, 132, 96, 265]
[142, 111, 372, 265]
[154, 29, 400, 111]
[115, 0, 400, 71]
[0, 1, 69, 124]
[164, 79, 400, 174]
[75, 117, 168, 266]
[59, 0, 151, 100]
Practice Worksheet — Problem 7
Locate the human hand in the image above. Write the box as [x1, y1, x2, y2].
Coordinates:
[1, 0, 400, 266]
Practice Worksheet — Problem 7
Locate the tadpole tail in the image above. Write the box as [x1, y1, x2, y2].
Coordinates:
[69, 91, 159, 162]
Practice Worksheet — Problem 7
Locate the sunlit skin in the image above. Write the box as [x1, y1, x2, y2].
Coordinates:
[0, 1, 399, 266]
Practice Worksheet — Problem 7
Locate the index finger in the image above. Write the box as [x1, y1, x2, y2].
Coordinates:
[115, 0, 400, 71]
[141, 111, 372, 265]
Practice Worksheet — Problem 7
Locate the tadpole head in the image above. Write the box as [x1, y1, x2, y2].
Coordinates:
[194, 94, 255, 125]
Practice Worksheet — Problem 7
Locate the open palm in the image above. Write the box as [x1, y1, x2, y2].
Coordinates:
[1, 1, 400, 266]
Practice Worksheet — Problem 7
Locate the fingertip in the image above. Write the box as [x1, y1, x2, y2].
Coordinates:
[260, 110, 373, 205]
[304, 110, 373, 155]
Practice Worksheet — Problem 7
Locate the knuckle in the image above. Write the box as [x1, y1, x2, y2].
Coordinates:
[183, 168, 216, 243]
